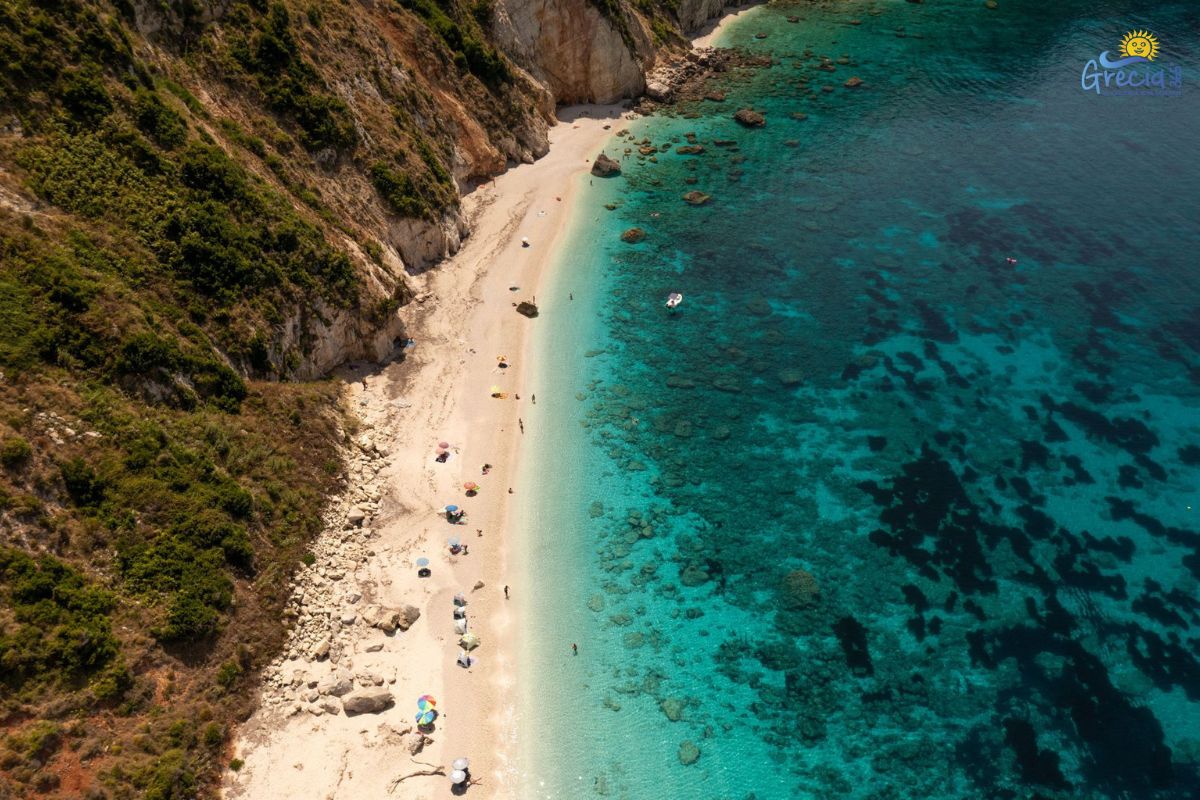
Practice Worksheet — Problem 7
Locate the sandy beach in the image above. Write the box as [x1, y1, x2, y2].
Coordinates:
[223, 103, 629, 799]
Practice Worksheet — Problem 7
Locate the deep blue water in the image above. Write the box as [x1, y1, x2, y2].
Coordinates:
[520, 1, 1200, 797]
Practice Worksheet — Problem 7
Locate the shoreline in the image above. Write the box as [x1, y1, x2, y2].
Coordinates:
[224, 104, 628, 799]
[224, 8, 758, 797]
[692, 0, 764, 48]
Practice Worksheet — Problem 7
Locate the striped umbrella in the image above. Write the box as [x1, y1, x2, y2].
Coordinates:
[417, 695, 436, 711]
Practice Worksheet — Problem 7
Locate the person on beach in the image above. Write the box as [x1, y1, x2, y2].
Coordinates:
[532, 394, 536, 404]
[482, 463, 492, 475]
[504, 585, 509, 599]
[519, 418, 524, 434]
[572, 643, 578, 656]
[477, 528, 483, 537]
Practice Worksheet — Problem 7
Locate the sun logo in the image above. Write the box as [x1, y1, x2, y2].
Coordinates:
[1120, 29, 1159, 61]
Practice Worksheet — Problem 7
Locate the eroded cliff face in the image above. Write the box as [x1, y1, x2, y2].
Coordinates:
[493, 0, 651, 103]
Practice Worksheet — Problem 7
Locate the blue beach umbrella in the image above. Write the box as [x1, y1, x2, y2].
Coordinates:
[415, 557, 429, 567]
[445, 504, 459, 513]
[448, 536, 462, 548]
[416, 709, 437, 726]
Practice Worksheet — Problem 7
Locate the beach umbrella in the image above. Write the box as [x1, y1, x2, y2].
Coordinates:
[417, 695, 437, 711]
[415, 557, 430, 567]
[490, 386, 502, 396]
[435, 447, 447, 455]
[438, 441, 450, 449]
[445, 504, 459, 513]
[454, 618, 467, 634]
[453, 605, 467, 619]
[453, 593, 467, 606]
[452, 758, 470, 771]
[416, 709, 437, 726]
[464, 481, 479, 492]
[448, 536, 461, 548]
[450, 769, 467, 784]
[460, 632, 481, 651]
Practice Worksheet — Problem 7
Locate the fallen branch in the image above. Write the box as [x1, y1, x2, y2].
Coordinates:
[388, 762, 445, 793]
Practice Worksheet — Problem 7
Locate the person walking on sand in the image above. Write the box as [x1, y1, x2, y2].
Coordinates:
[519, 418, 524, 434]
[532, 394, 536, 404]
[572, 643, 578, 656]
[504, 585, 509, 599]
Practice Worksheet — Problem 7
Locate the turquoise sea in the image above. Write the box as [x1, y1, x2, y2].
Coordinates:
[518, 1, 1200, 798]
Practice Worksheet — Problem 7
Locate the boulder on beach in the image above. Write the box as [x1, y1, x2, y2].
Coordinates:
[621, 227, 646, 244]
[682, 191, 712, 206]
[516, 301, 539, 318]
[734, 108, 765, 127]
[342, 689, 394, 715]
[591, 152, 621, 177]
[646, 80, 672, 102]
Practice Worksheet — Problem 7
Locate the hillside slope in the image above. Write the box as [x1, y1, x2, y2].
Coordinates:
[0, 0, 741, 797]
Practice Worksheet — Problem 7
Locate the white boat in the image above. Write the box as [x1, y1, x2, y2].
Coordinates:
[665, 292, 683, 309]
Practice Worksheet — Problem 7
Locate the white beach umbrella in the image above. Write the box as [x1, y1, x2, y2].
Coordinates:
[453, 605, 467, 619]
[452, 757, 470, 771]
[450, 769, 468, 784]
[454, 618, 467, 634]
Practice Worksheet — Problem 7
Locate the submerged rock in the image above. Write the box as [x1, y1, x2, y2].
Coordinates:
[661, 697, 685, 721]
[682, 191, 712, 206]
[734, 108, 766, 127]
[620, 227, 646, 244]
[844, 76, 864, 88]
[678, 740, 701, 765]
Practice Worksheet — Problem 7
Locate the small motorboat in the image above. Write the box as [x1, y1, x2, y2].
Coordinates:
[665, 292, 683, 310]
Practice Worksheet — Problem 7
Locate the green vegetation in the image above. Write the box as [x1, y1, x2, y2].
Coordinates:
[0, 2, 360, 796]
[369, 130, 457, 219]
[0, 548, 124, 696]
[399, 0, 512, 87]
[224, 2, 357, 152]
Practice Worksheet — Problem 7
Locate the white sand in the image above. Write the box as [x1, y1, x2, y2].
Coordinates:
[224, 104, 628, 800]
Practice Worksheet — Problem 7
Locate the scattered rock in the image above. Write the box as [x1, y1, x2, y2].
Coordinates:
[310, 638, 331, 660]
[343, 689, 394, 715]
[733, 108, 765, 127]
[645, 80, 672, 102]
[591, 152, 621, 178]
[778, 369, 804, 387]
[844, 76, 864, 88]
[620, 227, 646, 244]
[682, 191, 712, 206]
[347, 507, 366, 526]
[675, 144, 705, 155]
[678, 740, 701, 765]
[703, 90, 726, 102]
[516, 301, 539, 318]
[473, 580, 485, 591]
[661, 697, 685, 722]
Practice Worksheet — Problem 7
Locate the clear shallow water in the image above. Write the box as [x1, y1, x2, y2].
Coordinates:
[519, 1, 1200, 798]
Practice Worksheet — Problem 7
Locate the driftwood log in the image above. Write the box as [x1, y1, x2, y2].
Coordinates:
[388, 759, 445, 793]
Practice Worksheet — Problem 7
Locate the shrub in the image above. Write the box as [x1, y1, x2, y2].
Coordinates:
[60, 457, 106, 507]
[0, 548, 121, 691]
[60, 69, 113, 126]
[0, 436, 32, 468]
[214, 660, 242, 691]
[133, 90, 187, 148]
